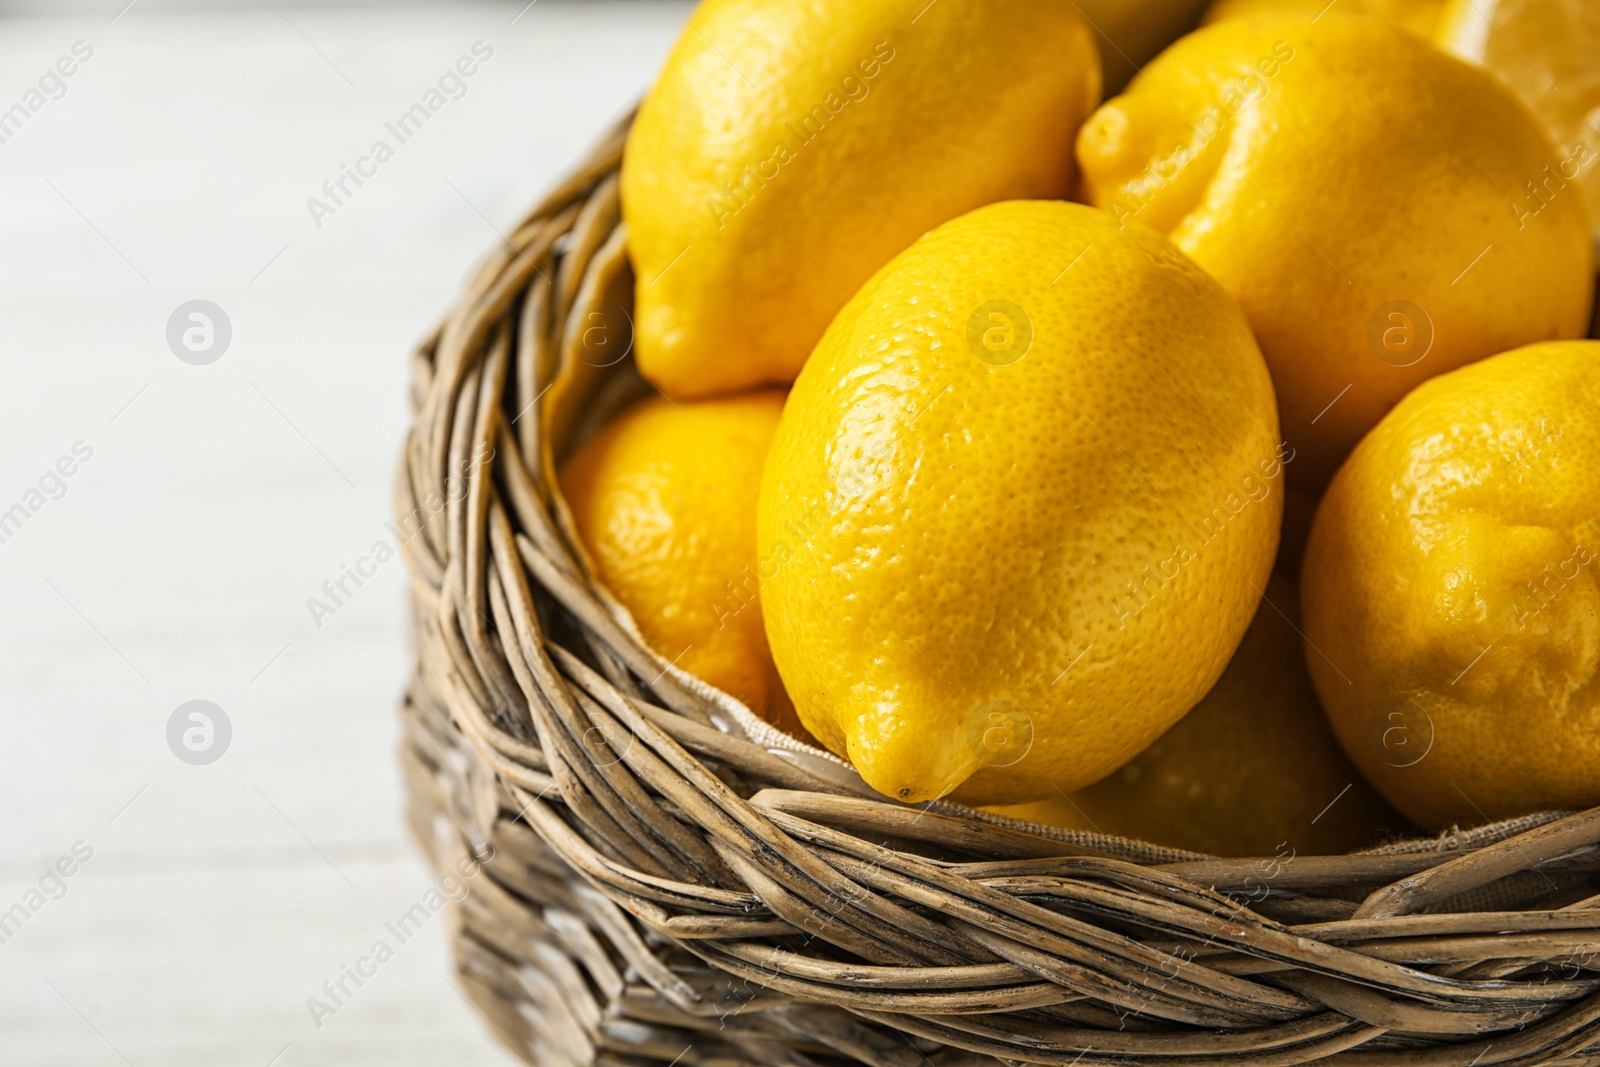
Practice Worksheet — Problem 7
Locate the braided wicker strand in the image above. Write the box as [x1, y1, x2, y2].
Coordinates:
[396, 119, 1600, 1067]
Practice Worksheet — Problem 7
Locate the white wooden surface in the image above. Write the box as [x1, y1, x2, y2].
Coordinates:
[0, 4, 680, 1063]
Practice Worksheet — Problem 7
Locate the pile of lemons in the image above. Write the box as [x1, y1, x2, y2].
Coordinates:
[558, 0, 1600, 855]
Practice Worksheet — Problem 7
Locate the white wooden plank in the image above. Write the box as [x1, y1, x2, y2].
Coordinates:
[0, 4, 684, 1063]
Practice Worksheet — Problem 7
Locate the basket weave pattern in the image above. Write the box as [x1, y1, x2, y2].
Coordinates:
[396, 120, 1600, 1067]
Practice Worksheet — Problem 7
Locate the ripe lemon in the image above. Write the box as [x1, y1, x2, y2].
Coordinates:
[757, 201, 1283, 805]
[1302, 340, 1600, 830]
[621, 0, 1100, 400]
[1076, 15, 1594, 487]
[1437, 0, 1600, 249]
[1203, 0, 1445, 38]
[992, 575, 1409, 856]
[558, 391, 805, 738]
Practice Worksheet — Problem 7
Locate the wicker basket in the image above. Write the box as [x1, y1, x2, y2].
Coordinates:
[395, 115, 1600, 1067]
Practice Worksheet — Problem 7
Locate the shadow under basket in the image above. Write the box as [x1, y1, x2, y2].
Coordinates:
[396, 115, 1600, 1067]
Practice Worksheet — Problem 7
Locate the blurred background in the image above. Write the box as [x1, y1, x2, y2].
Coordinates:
[0, 2, 683, 1063]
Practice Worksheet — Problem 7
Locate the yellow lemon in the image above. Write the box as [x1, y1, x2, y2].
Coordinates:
[758, 201, 1283, 805]
[993, 575, 1410, 856]
[1203, 0, 1446, 37]
[1438, 0, 1600, 249]
[1076, 15, 1594, 487]
[1302, 340, 1600, 830]
[558, 391, 805, 738]
[621, 0, 1100, 400]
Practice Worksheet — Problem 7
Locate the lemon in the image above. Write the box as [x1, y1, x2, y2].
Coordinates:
[558, 391, 805, 738]
[1076, 15, 1594, 488]
[757, 201, 1282, 805]
[1303, 340, 1600, 830]
[1203, 0, 1446, 37]
[1438, 0, 1600, 250]
[993, 575, 1409, 856]
[621, 0, 1100, 400]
